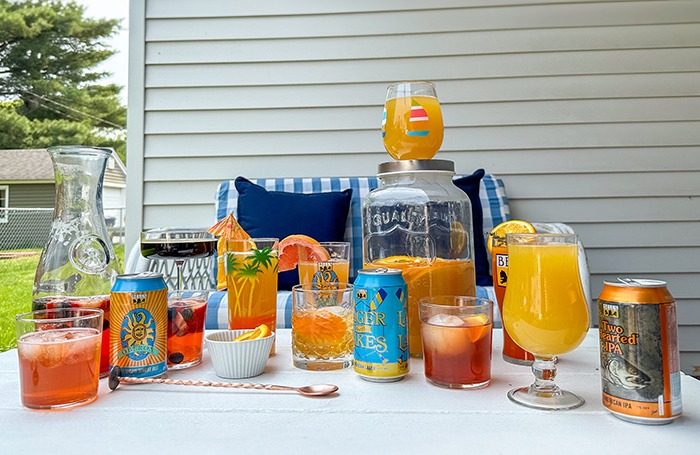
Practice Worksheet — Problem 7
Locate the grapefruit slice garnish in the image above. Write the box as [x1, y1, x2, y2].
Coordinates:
[278, 234, 330, 272]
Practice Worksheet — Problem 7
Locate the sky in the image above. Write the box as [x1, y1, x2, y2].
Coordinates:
[73, 0, 130, 101]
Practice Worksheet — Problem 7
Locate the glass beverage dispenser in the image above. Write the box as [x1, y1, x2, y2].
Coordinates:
[362, 159, 476, 357]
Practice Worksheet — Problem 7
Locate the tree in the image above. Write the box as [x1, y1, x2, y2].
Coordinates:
[0, 0, 126, 162]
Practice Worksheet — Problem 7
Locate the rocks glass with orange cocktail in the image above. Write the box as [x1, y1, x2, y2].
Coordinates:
[502, 233, 590, 410]
[279, 236, 355, 369]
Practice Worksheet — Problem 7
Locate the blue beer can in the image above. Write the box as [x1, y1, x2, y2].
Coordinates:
[109, 272, 168, 378]
[353, 268, 409, 382]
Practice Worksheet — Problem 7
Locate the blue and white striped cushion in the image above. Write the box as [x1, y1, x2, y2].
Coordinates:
[208, 174, 511, 330]
[216, 177, 378, 282]
[478, 174, 510, 233]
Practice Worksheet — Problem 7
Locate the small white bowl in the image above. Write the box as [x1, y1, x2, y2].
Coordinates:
[205, 330, 275, 379]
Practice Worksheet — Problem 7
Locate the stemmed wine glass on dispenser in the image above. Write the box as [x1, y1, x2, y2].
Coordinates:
[382, 81, 444, 160]
[140, 228, 217, 294]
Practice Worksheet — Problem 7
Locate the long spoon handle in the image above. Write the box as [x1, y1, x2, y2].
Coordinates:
[108, 367, 294, 392]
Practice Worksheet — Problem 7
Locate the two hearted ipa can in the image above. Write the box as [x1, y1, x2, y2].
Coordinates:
[598, 278, 682, 424]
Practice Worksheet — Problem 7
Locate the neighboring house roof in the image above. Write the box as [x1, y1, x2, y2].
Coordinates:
[0, 149, 54, 181]
[0, 148, 126, 184]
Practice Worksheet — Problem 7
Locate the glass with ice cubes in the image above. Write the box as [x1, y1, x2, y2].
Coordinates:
[15, 308, 103, 409]
[419, 296, 493, 388]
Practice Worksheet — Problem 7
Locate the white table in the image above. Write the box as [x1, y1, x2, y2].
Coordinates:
[1, 330, 698, 454]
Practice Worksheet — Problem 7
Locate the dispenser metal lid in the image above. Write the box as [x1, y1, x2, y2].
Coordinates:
[377, 159, 455, 175]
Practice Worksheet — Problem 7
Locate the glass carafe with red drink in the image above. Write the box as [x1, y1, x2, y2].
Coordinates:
[33, 146, 122, 377]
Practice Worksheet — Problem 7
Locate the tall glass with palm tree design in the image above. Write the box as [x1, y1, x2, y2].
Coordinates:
[225, 238, 279, 355]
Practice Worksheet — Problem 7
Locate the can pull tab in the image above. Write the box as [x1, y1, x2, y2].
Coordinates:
[617, 277, 642, 286]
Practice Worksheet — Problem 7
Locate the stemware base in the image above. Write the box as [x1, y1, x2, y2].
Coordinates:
[508, 386, 585, 411]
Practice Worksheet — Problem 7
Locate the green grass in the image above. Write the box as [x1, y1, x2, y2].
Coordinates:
[0, 244, 124, 352]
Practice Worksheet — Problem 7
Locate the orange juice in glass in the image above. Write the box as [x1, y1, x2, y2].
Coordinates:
[298, 242, 350, 289]
[382, 81, 444, 160]
[367, 256, 475, 356]
[225, 238, 279, 355]
[502, 233, 589, 410]
[503, 239, 589, 357]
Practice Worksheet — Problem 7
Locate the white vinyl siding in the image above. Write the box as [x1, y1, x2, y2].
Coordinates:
[128, 0, 700, 375]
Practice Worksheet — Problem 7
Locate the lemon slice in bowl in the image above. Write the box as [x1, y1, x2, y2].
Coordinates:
[487, 220, 536, 253]
[233, 324, 272, 342]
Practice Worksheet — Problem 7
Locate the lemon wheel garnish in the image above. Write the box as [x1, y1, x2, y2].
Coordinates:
[487, 220, 536, 253]
[233, 324, 271, 342]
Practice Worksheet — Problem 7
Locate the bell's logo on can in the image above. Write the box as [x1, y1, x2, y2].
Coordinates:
[495, 254, 508, 287]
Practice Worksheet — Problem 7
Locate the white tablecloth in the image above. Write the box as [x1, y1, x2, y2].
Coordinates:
[1, 329, 698, 454]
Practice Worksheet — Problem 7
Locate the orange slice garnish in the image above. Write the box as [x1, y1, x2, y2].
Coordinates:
[487, 220, 536, 254]
[233, 324, 272, 342]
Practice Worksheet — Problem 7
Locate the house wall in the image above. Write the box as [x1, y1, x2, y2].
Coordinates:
[7, 183, 54, 208]
[128, 0, 700, 375]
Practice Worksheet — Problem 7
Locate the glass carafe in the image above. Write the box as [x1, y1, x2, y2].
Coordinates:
[362, 159, 476, 357]
[32, 146, 122, 376]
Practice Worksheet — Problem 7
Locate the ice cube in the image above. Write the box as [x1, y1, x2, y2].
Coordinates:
[62, 331, 99, 365]
[422, 315, 474, 358]
[172, 312, 189, 337]
[322, 306, 347, 317]
[427, 313, 465, 327]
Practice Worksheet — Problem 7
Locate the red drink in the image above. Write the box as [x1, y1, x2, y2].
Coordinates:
[18, 328, 101, 409]
[32, 295, 111, 377]
[167, 296, 207, 369]
[421, 316, 492, 388]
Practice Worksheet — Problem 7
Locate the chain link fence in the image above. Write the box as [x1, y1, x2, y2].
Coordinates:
[0, 208, 125, 252]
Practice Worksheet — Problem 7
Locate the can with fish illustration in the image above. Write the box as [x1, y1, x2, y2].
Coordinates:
[598, 278, 682, 424]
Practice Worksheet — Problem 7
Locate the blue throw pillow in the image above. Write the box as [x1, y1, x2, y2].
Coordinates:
[234, 177, 353, 290]
[452, 169, 492, 286]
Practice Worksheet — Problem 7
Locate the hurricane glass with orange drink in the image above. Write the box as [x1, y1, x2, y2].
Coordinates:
[502, 233, 590, 410]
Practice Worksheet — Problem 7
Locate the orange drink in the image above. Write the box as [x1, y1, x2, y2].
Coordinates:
[383, 95, 444, 160]
[291, 284, 354, 370]
[298, 259, 350, 288]
[487, 220, 538, 364]
[297, 241, 350, 289]
[15, 308, 103, 410]
[226, 238, 279, 355]
[367, 256, 475, 356]
[503, 239, 589, 358]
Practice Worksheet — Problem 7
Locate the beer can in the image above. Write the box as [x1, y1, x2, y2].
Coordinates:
[598, 278, 682, 424]
[110, 273, 168, 378]
[353, 268, 409, 382]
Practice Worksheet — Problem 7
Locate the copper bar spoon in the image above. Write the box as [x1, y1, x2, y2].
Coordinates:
[108, 367, 338, 397]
